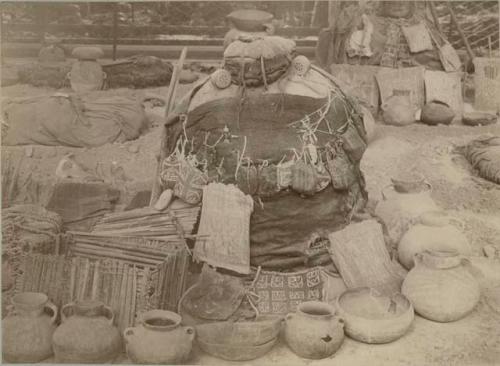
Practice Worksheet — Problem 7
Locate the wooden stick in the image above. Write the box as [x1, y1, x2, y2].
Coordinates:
[446, 1, 475, 61]
[149, 47, 188, 206]
[428, 1, 444, 35]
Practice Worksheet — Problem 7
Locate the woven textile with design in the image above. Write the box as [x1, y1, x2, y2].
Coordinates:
[250, 267, 323, 315]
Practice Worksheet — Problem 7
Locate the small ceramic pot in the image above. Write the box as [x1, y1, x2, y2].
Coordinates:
[421, 101, 455, 125]
[2, 292, 58, 363]
[124, 310, 194, 364]
[284, 301, 344, 359]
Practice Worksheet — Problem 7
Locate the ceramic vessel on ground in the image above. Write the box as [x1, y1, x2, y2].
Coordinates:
[336, 287, 414, 344]
[421, 101, 455, 125]
[398, 211, 472, 269]
[402, 250, 480, 322]
[2, 292, 58, 363]
[197, 337, 278, 361]
[124, 310, 194, 365]
[284, 301, 344, 359]
[52, 300, 122, 363]
[195, 316, 282, 361]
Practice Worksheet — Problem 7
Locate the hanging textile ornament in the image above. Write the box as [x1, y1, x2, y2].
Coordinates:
[325, 142, 356, 190]
[291, 161, 318, 196]
[314, 163, 332, 193]
[291, 55, 311, 77]
[173, 161, 209, 205]
[210, 69, 232, 89]
[160, 154, 181, 189]
[277, 160, 295, 190]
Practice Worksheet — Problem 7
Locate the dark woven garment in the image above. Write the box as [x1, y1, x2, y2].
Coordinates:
[164, 90, 367, 270]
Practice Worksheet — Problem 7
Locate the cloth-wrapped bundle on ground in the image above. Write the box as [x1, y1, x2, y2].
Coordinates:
[159, 36, 368, 271]
[2, 93, 147, 147]
[16, 55, 174, 89]
[462, 136, 500, 184]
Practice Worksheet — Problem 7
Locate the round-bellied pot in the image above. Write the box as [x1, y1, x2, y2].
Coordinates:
[402, 250, 480, 322]
[398, 211, 472, 269]
[421, 101, 455, 126]
[284, 301, 344, 359]
[336, 287, 414, 344]
[52, 300, 122, 363]
[2, 292, 58, 363]
[124, 310, 194, 365]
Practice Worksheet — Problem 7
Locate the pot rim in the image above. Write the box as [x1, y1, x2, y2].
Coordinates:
[335, 287, 413, 323]
[141, 310, 182, 331]
[12, 292, 48, 309]
[296, 301, 335, 319]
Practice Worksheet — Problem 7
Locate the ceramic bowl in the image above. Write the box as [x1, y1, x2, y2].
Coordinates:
[336, 287, 414, 344]
[197, 337, 278, 361]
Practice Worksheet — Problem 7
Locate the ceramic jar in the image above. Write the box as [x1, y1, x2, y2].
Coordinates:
[375, 179, 439, 246]
[398, 211, 472, 269]
[52, 300, 122, 363]
[124, 310, 194, 364]
[284, 301, 344, 359]
[2, 292, 58, 363]
[421, 101, 455, 125]
[402, 250, 480, 322]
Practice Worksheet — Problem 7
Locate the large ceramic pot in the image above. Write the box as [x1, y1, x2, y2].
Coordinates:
[398, 211, 472, 269]
[402, 250, 480, 322]
[124, 310, 194, 364]
[375, 177, 439, 246]
[52, 300, 122, 363]
[284, 301, 344, 359]
[2, 292, 58, 363]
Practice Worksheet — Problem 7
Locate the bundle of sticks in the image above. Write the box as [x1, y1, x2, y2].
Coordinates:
[91, 203, 200, 241]
[66, 232, 186, 268]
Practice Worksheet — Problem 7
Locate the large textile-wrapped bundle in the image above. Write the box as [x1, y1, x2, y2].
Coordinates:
[161, 45, 367, 270]
[2, 94, 147, 147]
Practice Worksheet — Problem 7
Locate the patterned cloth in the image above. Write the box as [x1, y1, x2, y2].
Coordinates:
[252, 267, 323, 315]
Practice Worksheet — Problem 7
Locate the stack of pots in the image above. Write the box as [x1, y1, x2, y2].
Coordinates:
[69, 46, 106, 92]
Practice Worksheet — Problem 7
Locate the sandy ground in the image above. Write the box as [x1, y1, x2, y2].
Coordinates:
[2, 78, 500, 365]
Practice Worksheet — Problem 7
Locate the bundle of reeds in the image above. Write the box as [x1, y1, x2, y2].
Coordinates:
[92, 203, 200, 241]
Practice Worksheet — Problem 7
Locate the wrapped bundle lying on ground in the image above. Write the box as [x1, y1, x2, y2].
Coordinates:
[2, 93, 147, 147]
[462, 136, 500, 184]
[15, 55, 174, 89]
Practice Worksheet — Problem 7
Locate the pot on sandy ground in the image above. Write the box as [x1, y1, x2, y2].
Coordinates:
[402, 250, 480, 322]
[2, 292, 58, 363]
[284, 301, 344, 359]
[124, 310, 194, 364]
[336, 287, 414, 344]
[52, 300, 122, 363]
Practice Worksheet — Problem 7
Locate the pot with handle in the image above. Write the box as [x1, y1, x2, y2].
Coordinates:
[124, 309, 195, 364]
[402, 250, 480, 322]
[2, 292, 58, 363]
[284, 301, 344, 359]
[52, 300, 122, 363]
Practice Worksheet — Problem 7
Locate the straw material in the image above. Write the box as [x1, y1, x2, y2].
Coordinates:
[328, 220, 404, 295]
[16, 252, 188, 331]
[194, 183, 254, 274]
